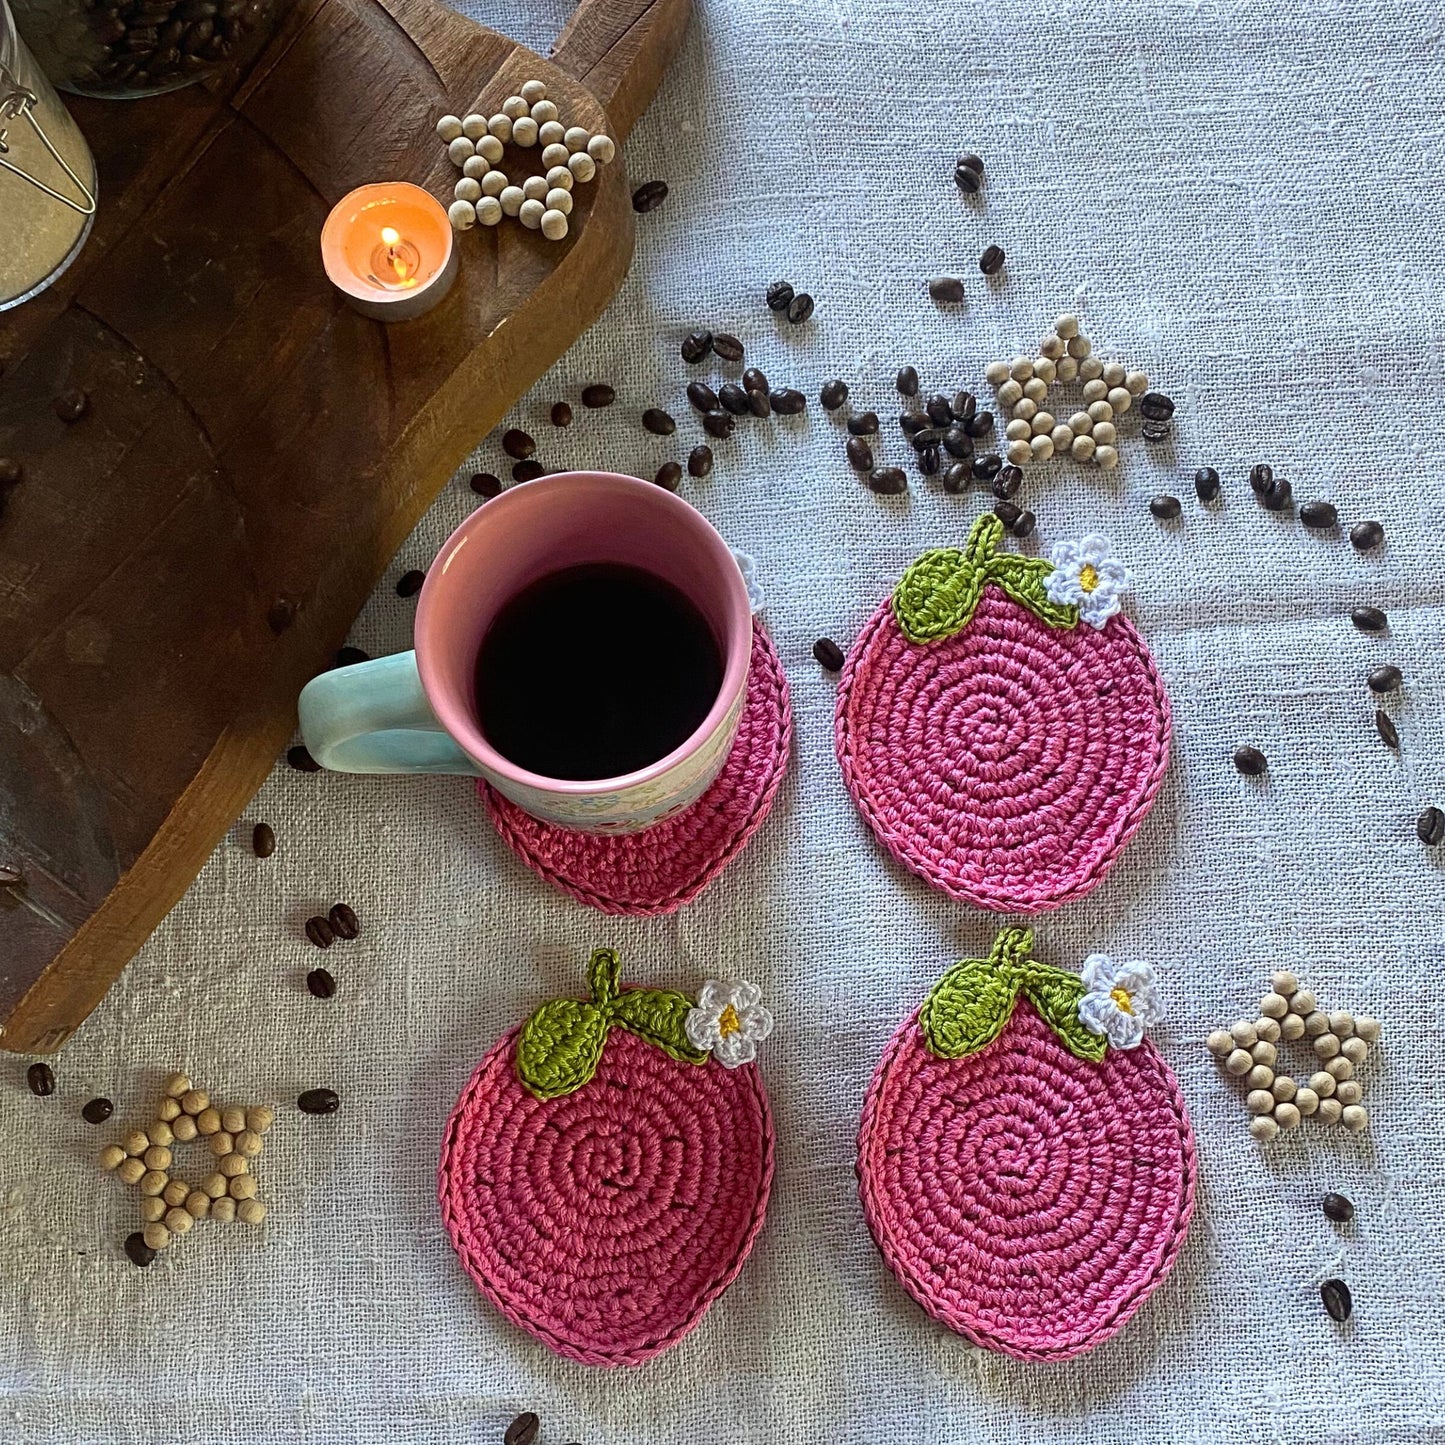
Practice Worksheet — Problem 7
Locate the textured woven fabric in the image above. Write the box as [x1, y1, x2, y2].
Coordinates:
[4, 0, 1445, 1439]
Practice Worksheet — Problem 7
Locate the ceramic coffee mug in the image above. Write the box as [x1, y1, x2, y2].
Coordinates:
[297, 472, 754, 834]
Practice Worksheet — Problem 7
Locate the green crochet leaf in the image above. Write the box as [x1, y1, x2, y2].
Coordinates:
[1021, 964, 1108, 1063]
[611, 988, 709, 1064]
[985, 554, 1079, 630]
[516, 998, 611, 1100]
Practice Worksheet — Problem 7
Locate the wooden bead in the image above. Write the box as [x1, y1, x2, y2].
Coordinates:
[502, 95, 528, 120]
[511, 117, 539, 148]
[487, 114, 512, 142]
[219, 1153, 249, 1178]
[520, 79, 548, 104]
[1082, 379, 1108, 404]
[1259, 992, 1288, 1019]
[123, 1130, 150, 1157]
[1326, 1056, 1354, 1081]
[157, 1098, 182, 1122]
[461, 113, 487, 141]
[1067, 334, 1092, 359]
[1068, 411, 1092, 435]
[541, 210, 569, 242]
[476, 135, 504, 164]
[1033, 357, 1057, 385]
[563, 126, 590, 153]
[163, 1072, 191, 1098]
[586, 133, 615, 164]
[1328, 1011, 1354, 1038]
[1224, 1048, 1252, 1076]
[1275, 966, 1304, 995]
[1273, 1101, 1301, 1130]
[1054, 313, 1080, 339]
[996, 380, 1023, 407]
[185, 1191, 210, 1219]
[1254, 1017, 1281, 1043]
[237, 1199, 267, 1226]
[1246, 1064, 1275, 1090]
[1009, 356, 1034, 382]
[435, 114, 463, 143]
[1022, 377, 1049, 404]
[164, 1207, 194, 1234]
[1250, 1040, 1277, 1067]
[1304, 1010, 1331, 1038]
[209, 1131, 234, 1157]
[148, 1121, 174, 1148]
[100, 1144, 126, 1172]
[1087, 400, 1114, 424]
[1341, 1036, 1369, 1065]
[139, 1170, 168, 1196]
[462, 155, 490, 180]
[499, 186, 525, 217]
[142, 1222, 171, 1251]
[202, 1173, 229, 1198]
[139, 1196, 166, 1223]
[1105, 386, 1132, 414]
[143, 1146, 172, 1172]
[518, 198, 545, 230]
[1050, 425, 1075, 451]
[480, 170, 508, 198]
[236, 1130, 264, 1159]
[1280, 1012, 1306, 1041]
[1013, 398, 1038, 422]
[1078, 355, 1103, 381]
[1309, 1070, 1337, 1097]
[1313, 1032, 1341, 1059]
[1271, 1074, 1297, 1102]
[1030, 435, 1055, 462]
[1245, 1089, 1275, 1115]
[1317, 1097, 1343, 1124]
[171, 1114, 197, 1143]
[1094, 444, 1119, 470]
[196, 1107, 221, 1136]
[1334, 1080, 1363, 1106]
[211, 1196, 237, 1223]
[1287, 988, 1317, 1016]
[1340, 1104, 1368, 1133]
[538, 121, 565, 147]
[1039, 335, 1066, 360]
[163, 1178, 189, 1206]
[446, 137, 475, 167]
[1354, 1015, 1381, 1043]
[1071, 434, 1096, 461]
[1294, 1086, 1320, 1115]
[1206, 1029, 1234, 1058]
[1006, 439, 1033, 467]
[1101, 361, 1126, 388]
[229, 1174, 259, 1201]
[1249, 1115, 1279, 1141]
[1091, 421, 1117, 446]
[116, 1158, 146, 1186]
[567, 152, 596, 183]
[1125, 370, 1149, 396]
[531, 99, 560, 124]
[181, 1090, 209, 1116]
[1230, 1019, 1258, 1047]
[476, 197, 503, 227]
[1055, 356, 1080, 383]
[1030, 411, 1055, 437]
[546, 188, 573, 216]
[521, 174, 549, 202]
[454, 180, 481, 205]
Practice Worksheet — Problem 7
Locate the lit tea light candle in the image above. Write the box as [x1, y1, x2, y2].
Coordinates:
[320, 183, 456, 322]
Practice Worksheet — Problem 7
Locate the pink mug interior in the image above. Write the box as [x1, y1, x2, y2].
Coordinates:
[415, 471, 753, 795]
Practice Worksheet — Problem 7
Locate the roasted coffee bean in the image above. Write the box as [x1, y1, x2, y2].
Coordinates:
[1367, 664, 1402, 694]
[713, 333, 744, 363]
[642, 407, 676, 436]
[1375, 709, 1399, 749]
[26, 1063, 55, 1097]
[820, 379, 849, 410]
[512, 460, 544, 483]
[846, 437, 874, 472]
[1260, 477, 1291, 511]
[1233, 745, 1267, 776]
[742, 368, 769, 394]
[252, 822, 276, 858]
[812, 638, 845, 671]
[471, 472, 503, 498]
[1249, 463, 1273, 493]
[900, 412, 929, 438]
[1322, 1193, 1356, 1223]
[631, 180, 668, 212]
[765, 281, 794, 312]
[298, 1088, 341, 1115]
[396, 570, 426, 598]
[868, 468, 908, 495]
[53, 389, 89, 422]
[992, 500, 1022, 527]
[785, 293, 814, 325]
[124, 1232, 157, 1269]
[770, 388, 807, 416]
[718, 383, 751, 415]
[1149, 494, 1182, 521]
[305, 916, 335, 949]
[895, 366, 919, 398]
[681, 330, 713, 364]
[1194, 466, 1221, 502]
[654, 461, 682, 491]
[335, 647, 370, 668]
[928, 277, 965, 303]
[0, 458, 22, 486]
[1320, 1278, 1352, 1323]
[1300, 499, 1338, 529]
[1417, 807, 1445, 846]
[81, 1097, 114, 1125]
[1142, 418, 1172, 442]
[0, 863, 23, 887]
[1138, 392, 1175, 422]
[1351, 519, 1385, 551]
[502, 428, 535, 460]
[942, 463, 970, 494]
[1011, 510, 1036, 539]
[267, 599, 295, 634]
[978, 244, 1005, 275]
[307, 968, 337, 999]
[581, 384, 616, 408]
[287, 745, 320, 773]
[702, 411, 735, 439]
[953, 156, 983, 193]
[746, 388, 770, 417]
[942, 427, 973, 459]
[964, 411, 994, 438]
[951, 391, 977, 425]
[550, 401, 572, 428]
[687, 445, 713, 478]
[686, 381, 719, 412]
[926, 394, 954, 426]
[908, 426, 944, 452]
[1351, 605, 1388, 632]
[972, 453, 1002, 481]
[992, 464, 1023, 499]
[917, 444, 941, 477]
[504, 1413, 541, 1445]
[847, 412, 879, 436]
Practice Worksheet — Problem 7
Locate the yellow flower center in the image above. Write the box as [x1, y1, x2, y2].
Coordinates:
[1110, 986, 1134, 1016]
[1080, 563, 1100, 593]
[718, 1003, 741, 1037]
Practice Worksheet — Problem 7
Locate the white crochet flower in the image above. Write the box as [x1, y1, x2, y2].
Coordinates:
[732, 550, 765, 614]
[685, 980, 773, 1068]
[1077, 955, 1163, 1050]
[1044, 535, 1130, 629]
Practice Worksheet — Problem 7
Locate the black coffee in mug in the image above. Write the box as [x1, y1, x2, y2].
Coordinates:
[474, 563, 724, 781]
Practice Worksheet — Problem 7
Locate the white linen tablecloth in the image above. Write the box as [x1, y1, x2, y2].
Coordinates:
[4, 1, 1445, 1439]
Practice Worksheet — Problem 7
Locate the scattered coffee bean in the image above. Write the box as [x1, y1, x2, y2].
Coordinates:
[846, 437, 874, 472]
[718, 383, 751, 415]
[868, 468, 908, 495]
[1011, 509, 1036, 539]
[53, 388, 89, 423]
[702, 411, 735, 439]
[80, 1095, 114, 1124]
[471, 472, 503, 498]
[929, 277, 965, 303]
[978, 245, 1005, 275]
[287, 745, 320, 773]
[504, 1413, 541, 1445]
[942, 463, 970, 494]
[0, 863, 23, 888]
[952, 391, 977, 424]
[681, 330, 713, 364]
[1259, 476, 1292, 511]
[512, 460, 544, 483]
[1320, 1278, 1352, 1323]
[812, 638, 845, 671]
[305, 916, 335, 950]
[0, 458, 22, 487]
[396, 570, 426, 598]
[1351, 605, 1387, 632]
[908, 426, 943, 453]
[713, 333, 744, 363]
[550, 402, 573, 428]
[654, 461, 682, 491]
[925, 394, 953, 426]
[642, 408, 676, 436]
[786, 293, 814, 324]
[335, 647, 370, 668]
[26, 1063, 55, 1097]
[1350, 520, 1385, 551]
[1149, 494, 1182, 521]
[1249, 464, 1273, 494]
[298, 1088, 340, 1115]
[992, 500, 1022, 528]
[746, 389, 770, 417]
[770, 388, 806, 416]
[631, 180, 668, 213]
[1141, 418, 1172, 442]
[820, 379, 848, 410]
[688, 445, 713, 478]
[1233, 745, 1267, 776]
[992, 464, 1022, 499]
[1322, 1193, 1356, 1223]
[953, 154, 983, 193]
[972, 454, 1002, 481]
[1417, 807, 1445, 846]
[1300, 500, 1338, 529]
[1138, 392, 1175, 422]
[1194, 467, 1221, 502]
[896, 366, 919, 398]
[581, 384, 616, 408]
[252, 823, 276, 859]
[964, 411, 994, 438]
[502, 429, 536, 460]
[1367, 664, 1402, 694]
[686, 381, 719, 412]
[742, 368, 769, 394]
[766, 281, 794, 312]
[917, 444, 941, 477]
[942, 427, 973, 459]
[307, 968, 337, 999]
[1375, 709, 1399, 749]
[329, 903, 360, 940]
[900, 413, 929, 439]
[847, 412, 879, 436]
[124, 1232, 157, 1269]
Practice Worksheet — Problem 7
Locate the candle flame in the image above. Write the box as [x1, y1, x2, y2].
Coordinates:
[380, 226, 401, 246]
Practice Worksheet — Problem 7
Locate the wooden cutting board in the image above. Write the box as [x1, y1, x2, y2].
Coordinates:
[0, 0, 690, 1053]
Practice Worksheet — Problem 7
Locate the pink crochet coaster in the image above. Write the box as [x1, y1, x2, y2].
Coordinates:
[484, 624, 791, 915]
[857, 928, 1196, 1361]
[439, 950, 775, 1367]
[836, 516, 1170, 913]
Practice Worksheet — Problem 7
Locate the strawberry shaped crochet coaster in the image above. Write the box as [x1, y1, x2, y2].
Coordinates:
[440, 949, 775, 1366]
[836, 514, 1170, 912]
[484, 623, 791, 915]
[857, 927, 1196, 1361]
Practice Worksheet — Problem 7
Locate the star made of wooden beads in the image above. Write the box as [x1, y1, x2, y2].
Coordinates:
[983, 314, 1152, 472]
[1206, 970, 1380, 1143]
[97, 1071, 273, 1254]
[435, 78, 615, 244]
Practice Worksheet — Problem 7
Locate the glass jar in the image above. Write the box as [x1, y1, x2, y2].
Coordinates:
[0, 0, 94, 309]
[11, 0, 282, 99]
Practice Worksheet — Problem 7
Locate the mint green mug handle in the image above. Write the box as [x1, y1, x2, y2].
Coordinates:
[297, 652, 483, 775]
